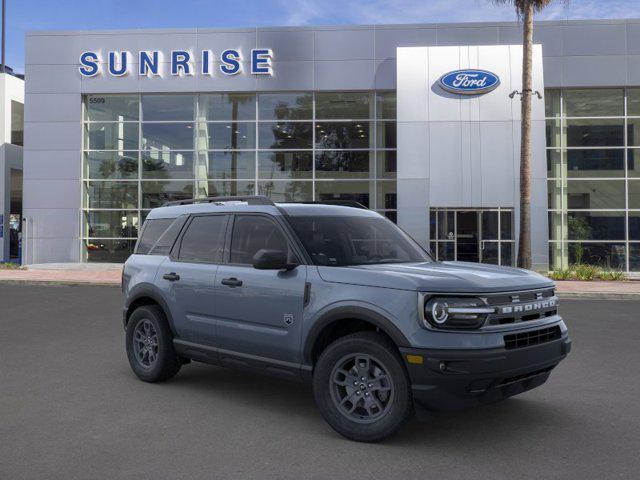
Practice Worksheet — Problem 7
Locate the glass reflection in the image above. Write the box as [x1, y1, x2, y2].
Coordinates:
[315, 92, 373, 119]
[258, 152, 313, 179]
[142, 181, 194, 208]
[86, 181, 138, 209]
[258, 181, 312, 202]
[85, 95, 139, 122]
[142, 95, 194, 121]
[258, 122, 313, 149]
[315, 151, 371, 178]
[84, 151, 138, 179]
[198, 122, 255, 150]
[199, 93, 255, 121]
[84, 211, 139, 238]
[258, 93, 312, 120]
[85, 122, 138, 150]
[315, 122, 371, 149]
[142, 123, 195, 150]
[200, 151, 255, 180]
[142, 151, 195, 179]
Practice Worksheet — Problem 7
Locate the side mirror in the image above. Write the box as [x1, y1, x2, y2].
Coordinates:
[252, 249, 297, 271]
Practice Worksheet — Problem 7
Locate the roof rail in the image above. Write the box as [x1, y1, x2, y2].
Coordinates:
[297, 200, 369, 210]
[162, 195, 276, 207]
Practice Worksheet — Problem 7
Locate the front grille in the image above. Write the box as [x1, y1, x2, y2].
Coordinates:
[503, 326, 561, 350]
[485, 288, 558, 326]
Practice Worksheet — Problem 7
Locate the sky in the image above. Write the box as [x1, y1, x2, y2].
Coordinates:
[5, 0, 640, 73]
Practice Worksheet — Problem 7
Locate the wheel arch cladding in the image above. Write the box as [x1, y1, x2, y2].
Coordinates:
[125, 286, 176, 335]
[304, 306, 410, 365]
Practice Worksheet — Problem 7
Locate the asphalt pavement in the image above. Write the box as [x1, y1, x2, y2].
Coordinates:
[1, 284, 639, 480]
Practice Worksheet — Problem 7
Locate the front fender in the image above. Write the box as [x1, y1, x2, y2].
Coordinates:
[302, 302, 411, 365]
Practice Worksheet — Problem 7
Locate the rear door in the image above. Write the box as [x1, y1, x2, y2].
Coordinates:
[158, 214, 229, 347]
[214, 214, 307, 365]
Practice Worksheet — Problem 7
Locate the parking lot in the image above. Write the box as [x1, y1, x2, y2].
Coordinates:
[1, 284, 639, 480]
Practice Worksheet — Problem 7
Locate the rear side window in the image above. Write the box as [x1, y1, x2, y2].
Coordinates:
[135, 218, 173, 254]
[178, 215, 228, 263]
[229, 215, 290, 265]
[149, 215, 188, 256]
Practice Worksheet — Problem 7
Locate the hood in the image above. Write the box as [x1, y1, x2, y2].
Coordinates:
[317, 261, 554, 293]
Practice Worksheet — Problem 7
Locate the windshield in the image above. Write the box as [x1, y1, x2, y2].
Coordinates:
[287, 215, 432, 266]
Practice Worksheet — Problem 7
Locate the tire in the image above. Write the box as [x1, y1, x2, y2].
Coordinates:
[125, 305, 181, 383]
[313, 331, 414, 442]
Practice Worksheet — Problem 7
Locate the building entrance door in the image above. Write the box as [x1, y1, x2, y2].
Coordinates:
[456, 211, 479, 262]
[430, 208, 515, 266]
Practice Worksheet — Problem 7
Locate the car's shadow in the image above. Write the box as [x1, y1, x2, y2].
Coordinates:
[137, 362, 572, 445]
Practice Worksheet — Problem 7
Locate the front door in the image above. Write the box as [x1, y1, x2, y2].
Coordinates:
[214, 214, 307, 365]
[456, 211, 479, 262]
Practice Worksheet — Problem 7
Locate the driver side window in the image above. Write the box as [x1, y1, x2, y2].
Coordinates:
[229, 215, 292, 265]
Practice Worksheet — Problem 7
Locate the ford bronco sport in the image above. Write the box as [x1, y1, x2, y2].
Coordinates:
[122, 196, 570, 442]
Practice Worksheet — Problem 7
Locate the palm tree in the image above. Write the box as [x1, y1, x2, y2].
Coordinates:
[494, 0, 554, 269]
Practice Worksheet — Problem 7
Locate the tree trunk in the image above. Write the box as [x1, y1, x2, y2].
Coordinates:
[518, 2, 534, 270]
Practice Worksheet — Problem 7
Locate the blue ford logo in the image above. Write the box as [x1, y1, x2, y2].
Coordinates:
[438, 69, 500, 95]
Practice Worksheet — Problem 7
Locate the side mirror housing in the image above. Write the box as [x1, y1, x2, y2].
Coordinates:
[252, 249, 297, 271]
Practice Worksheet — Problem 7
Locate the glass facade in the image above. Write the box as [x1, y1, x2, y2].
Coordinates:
[82, 92, 397, 262]
[546, 88, 640, 271]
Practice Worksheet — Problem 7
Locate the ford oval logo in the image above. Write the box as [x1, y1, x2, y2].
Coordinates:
[438, 69, 500, 95]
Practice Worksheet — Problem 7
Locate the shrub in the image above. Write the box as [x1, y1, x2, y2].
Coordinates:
[0, 262, 22, 270]
[573, 264, 601, 281]
[597, 270, 626, 281]
[548, 268, 572, 280]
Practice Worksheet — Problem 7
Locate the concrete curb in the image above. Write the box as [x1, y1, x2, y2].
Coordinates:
[0, 279, 120, 288]
[557, 292, 640, 301]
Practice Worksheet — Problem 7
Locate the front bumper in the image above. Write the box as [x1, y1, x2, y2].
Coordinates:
[400, 334, 571, 411]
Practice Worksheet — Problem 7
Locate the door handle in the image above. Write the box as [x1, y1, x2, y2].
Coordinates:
[221, 277, 243, 287]
[163, 272, 181, 282]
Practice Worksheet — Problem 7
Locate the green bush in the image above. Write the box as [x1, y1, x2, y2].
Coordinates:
[0, 262, 22, 270]
[573, 264, 601, 281]
[597, 270, 626, 281]
[548, 268, 572, 280]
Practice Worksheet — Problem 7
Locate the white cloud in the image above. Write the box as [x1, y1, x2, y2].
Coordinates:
[278, 0, 640, 26]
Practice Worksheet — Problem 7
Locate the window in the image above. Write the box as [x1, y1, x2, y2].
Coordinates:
[82, 91, 397, 261]
[142, 95, 194, 121]
[230, 215, 289, 264]
[545, 88, 640, 271]
[85, 151, 139, 179]
[258, 93, 312, 120]
[149, 216, 188, 255]
[86, 211, 139, 239]
[135, 218, 173, 254]
[85, 95, 139, 122]
[563, 89, 623, 117]
[178, 215, 228, 263]
[10, 101, 23, 146]
[315, 92, 373, 119]
[288, 215, 429, 266]
[199, 93, 255, 121]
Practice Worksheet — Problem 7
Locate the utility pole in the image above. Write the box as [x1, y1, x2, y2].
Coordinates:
[1, 0, 5, 74]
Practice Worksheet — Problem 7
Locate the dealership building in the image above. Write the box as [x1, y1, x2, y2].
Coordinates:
[21, 18, 640, 272]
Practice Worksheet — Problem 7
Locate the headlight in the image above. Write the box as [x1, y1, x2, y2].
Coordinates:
[422, 297, 494, 330]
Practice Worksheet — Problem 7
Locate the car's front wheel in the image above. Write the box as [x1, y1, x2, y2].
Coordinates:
[125, 305, 181, 382]
[313, 331, 414, 442]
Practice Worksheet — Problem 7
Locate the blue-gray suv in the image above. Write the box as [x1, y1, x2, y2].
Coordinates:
[122, 196, 570, 442]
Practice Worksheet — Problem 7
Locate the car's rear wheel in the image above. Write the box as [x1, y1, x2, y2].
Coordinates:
[313, 331, 413, 442]
[126, 305, 181, 382]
